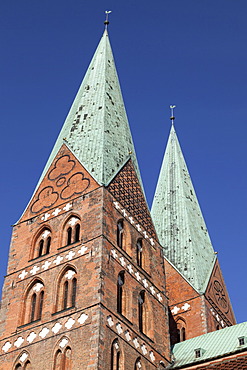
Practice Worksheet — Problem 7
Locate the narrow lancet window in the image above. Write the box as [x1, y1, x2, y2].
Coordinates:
[117, 271, 125, 314]
[138, 290, 145, 332]
[136, 239, 143, 268]
[117, 220, 124, 249]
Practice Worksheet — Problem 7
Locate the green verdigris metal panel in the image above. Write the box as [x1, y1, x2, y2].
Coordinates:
[172, 321, 247, 367]
[151, 125, 215, 293]
[37, 29, 142, 189]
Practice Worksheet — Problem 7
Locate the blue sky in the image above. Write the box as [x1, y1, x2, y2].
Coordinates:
[1, 1, 247, 323]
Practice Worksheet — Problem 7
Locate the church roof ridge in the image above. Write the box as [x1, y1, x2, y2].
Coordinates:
[151, 124, 215, 292]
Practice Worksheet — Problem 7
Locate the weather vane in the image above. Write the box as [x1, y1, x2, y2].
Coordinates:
[104, 10, 112, 27]
[170, 105, 176, 123]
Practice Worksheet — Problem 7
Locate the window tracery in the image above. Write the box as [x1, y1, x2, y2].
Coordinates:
[33, 228, 52, 259]
[64, 217, 81, 246]
[111, 339, 122, 370]
[23, 280, 44, 324]
[55, 268, 77, 312]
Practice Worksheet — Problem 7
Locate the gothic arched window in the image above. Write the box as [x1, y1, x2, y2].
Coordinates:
[111, 339, 121, 370]
[34, 228, 52, 259]
[53, 346, 72, 370]
[117, 220, 124, 249]
[136, 239, 143, 268]
[56, 268, 77, 312]
[138, 290, 145, 333]
[134, 357, 142, 369]
[64, 217, 81, 246]
[117, 271, 125, 314]
[23, 280, 45, 324]
[176, 318, 187, 343]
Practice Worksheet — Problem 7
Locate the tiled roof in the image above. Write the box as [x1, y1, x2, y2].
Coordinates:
[172, 321, 247, 368]
[151, 125, 215, 293]
[37, 29, 142, 189]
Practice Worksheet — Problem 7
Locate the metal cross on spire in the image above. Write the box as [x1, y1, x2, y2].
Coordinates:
[104, 10, 112, 28]
[170, 105, 176, 124]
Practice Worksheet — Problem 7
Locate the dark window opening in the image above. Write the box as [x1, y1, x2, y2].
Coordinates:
[38, 290, 44, 320]
[117, 271, 125, 314]
[67, 227, 72, 245]
[136, 239, 143, 268]
[138, 290, 145, 332]
[46, 237, 51, 254]
[75, 224, 80, 242]
[30, 293, 37, 322]
[38, 240, 44, 257]
[72, 278, 77, 307]
[117, 220, 124, 249]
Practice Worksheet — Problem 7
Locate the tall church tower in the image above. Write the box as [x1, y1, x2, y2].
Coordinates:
[151, 121, 235, 344]
[0, 28, 170, 368]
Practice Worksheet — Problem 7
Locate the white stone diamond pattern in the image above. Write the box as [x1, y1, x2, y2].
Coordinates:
[53, 255, 63, 265]
[52, 208, 61, 216]
[150, 351, 155, 362]
[127, 264, 134, 274]
[63, 203, 72, 212]
[171, 306, 180, 315]
[78, 246, 87, 255]
[42, 260, 51, 270]
[150, 238, 155, 246]
[136, 224, 142, 232]
[65, 270, 76, 280]
[20, 352, 28, 363]
[142, 279, 149, 288]
[2, 341, 11, 353]
[14, 337, 24, 348]
[141, 344, 148, 355]
[78, 313, 88, 325]
[182, 303, 191, 311]
[129, 216, 134, 224]
[136, 360, 142, 368]
[33, 283, 44, 292]
[111, 249, 118, 259]
[157, 293, 163, 302]
[52, 322, 62, 334]
[66, 251, 76, 261]
[41, 213, 50, 221]
[116, 323, 123, 334]
[27, 332, 36, 344]
[19, 270, 28, 280]
[59, 338, 69, 348]
[150, 286, 156, 295]
[125, 330, 131, 341]
[121, 209, 128, 217]
[69, 217, 79, 226]
[133, 337, 140, 348]
[119, 257, 126, 267]
[113, 201, 120, 209]
[65, 318, 75, 330]
[143, 231, 148, 238]
[41, 230, 50, 239]
[135, 271, 141, 281]
[39, 327, 49, 339]
[30, 265, 40, 275]
[107, 316, 114, 327]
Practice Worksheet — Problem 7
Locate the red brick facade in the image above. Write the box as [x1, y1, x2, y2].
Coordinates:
[0, 146, 170, 369]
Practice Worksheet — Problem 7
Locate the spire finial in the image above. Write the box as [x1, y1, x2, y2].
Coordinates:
[104, 10, 112, 28]
[170, 105, 176, 124]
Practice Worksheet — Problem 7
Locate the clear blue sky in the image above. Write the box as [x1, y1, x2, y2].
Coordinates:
[1, 1, 247, 323]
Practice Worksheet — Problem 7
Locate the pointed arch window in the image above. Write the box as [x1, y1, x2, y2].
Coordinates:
[136, 239, 143, 268]
[23, 281, 45, 324]
[56, 268, 77, 312]
[34, 228, 52, 259]
[138, 290, 145, 333]
[134, 357, 142, 369]
[117, 220, 124, 249]
[176, 318, 186, 343]
[53, 346, 72, 370]
[64, 217, 81, 246]
[117, 271, 125, 314]
[111, 339, 121, 370]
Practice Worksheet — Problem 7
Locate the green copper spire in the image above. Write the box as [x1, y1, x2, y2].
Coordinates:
[151, 125, 216, 293]
[38, 29, 142, 187]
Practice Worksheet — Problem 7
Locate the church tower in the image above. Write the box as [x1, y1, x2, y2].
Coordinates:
[0, 28, 170, 368]
[151, 120, 235, 344]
